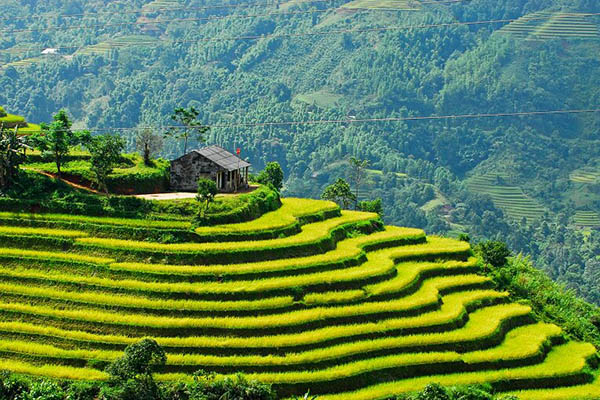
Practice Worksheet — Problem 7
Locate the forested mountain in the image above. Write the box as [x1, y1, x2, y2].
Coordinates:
[1, 0, 600, 302]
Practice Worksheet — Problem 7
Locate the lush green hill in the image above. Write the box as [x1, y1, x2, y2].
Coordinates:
[0, 197, 598, 398]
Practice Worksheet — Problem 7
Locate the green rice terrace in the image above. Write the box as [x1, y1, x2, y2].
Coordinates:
[467, 173, 547, 223]
[499, 12, 599, 41]
[0, 107, 41, 134]
[574, 211, 600, 229]
[0, 195, 599, 399]
[342, 0, 421, 10]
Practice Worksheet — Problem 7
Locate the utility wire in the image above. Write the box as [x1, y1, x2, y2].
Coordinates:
[0, 0, 468, 34]
[65, 109, 600, 133]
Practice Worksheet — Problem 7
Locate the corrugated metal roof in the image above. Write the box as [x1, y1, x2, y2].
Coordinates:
[194, 145, 251, 171]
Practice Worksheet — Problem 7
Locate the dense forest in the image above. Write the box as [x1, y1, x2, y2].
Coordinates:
[1, 0, 600, 302]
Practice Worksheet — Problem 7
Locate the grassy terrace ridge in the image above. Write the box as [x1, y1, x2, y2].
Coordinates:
[0, 197, 341, 242]
[0, 197, 598, 399]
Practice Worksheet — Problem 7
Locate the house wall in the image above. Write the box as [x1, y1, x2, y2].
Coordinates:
[170, 152, 251, 192]
[170, 153, 219, 192]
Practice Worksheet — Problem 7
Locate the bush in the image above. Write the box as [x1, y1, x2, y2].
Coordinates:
[0, 106, 6, 118]
[256, 162, 284, 191]
[194, 185, 281, 226]
[475, 241, 511, 268]
[188, 373, 276, 400]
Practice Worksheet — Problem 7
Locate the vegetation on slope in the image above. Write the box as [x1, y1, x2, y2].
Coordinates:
[0, 197, 597, 399]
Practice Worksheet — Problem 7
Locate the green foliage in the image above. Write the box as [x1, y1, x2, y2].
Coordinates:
[487, 254, 600, 348]
[186, 373, 276, 400]
[196, 178, 218, 213]
[135, 127, 163, 166]
[475, 241, 512, 268]
[358, 199, 383, 216]
[107, 339, 166, 381]
[257, 162, 285, 191]
[28, 110, 88, 177]
[194, 185, 281, 226]
[0, 106, 6, 118]
[86, 134, 126, 194]
[322, 178, 357, 209]
[0, 124, 28, 189]
[164, 107, 209, 156]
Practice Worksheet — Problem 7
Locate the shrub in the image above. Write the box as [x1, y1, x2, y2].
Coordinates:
[194, 185, 281, 226]
[196, 178, 218, 214]
[107, 339, 167, 381]
[475, 241, 511, 268]
[188, 373, 276, 400]
[0, 106, 6, 118]
[256, 162, 284, 191]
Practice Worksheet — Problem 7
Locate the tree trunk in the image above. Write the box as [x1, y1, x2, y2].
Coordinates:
[183, 135, 188, 155]
[56, 154, 61, 178]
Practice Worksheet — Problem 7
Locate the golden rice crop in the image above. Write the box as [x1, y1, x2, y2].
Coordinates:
[0, 359, 107, 381]
[75, 211, 379, 252]
[0, 282, 295, 312]
[309, 342, 596, 400]
[0, 211, 191, 229]
[0, 248, 114, 264]
[110, 226, 423, 276]
[0, 288, 507, 330]
[0, 303, 530, 351]
[195, 198, 339, 235]
[0, 226, 88, 238]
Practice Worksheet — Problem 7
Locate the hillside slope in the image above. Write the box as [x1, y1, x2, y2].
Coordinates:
[0, 197, 598, 399]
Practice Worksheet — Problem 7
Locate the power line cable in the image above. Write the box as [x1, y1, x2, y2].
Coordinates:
[64, 108, 600, 133]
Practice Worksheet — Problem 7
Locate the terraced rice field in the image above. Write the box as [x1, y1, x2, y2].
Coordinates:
[467, 173, 547, 223]
[75, 35, 159, 56]
[342, 0, 421, 10]
[570, 167, 600, 184]
[574, 211, 600, 229]
[0, 197, 599, 398]
[142, 0, 183, 12]
[500, 12, 599, 41]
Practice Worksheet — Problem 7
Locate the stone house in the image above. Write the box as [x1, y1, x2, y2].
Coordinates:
[170, 145, 251, 192]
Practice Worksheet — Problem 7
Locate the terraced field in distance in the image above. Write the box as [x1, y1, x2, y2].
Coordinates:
[0, 113, 41, 134]
[141, 0, 183, 12]
[75, 35, 159, 56]
[574, 211, 600, 229]
[342, 0, 421, 10]
[0, 197, 599, 399]
[500, 11, 599, 41]
[570, 167, 600, 184]
[467, 173, 547, 223]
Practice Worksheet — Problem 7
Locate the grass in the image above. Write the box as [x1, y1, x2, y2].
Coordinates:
[0, 197, 596, 398]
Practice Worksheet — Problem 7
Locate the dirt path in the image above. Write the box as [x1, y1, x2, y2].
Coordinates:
[24, 168, 104, 195]
[135, 192, 197, 201]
